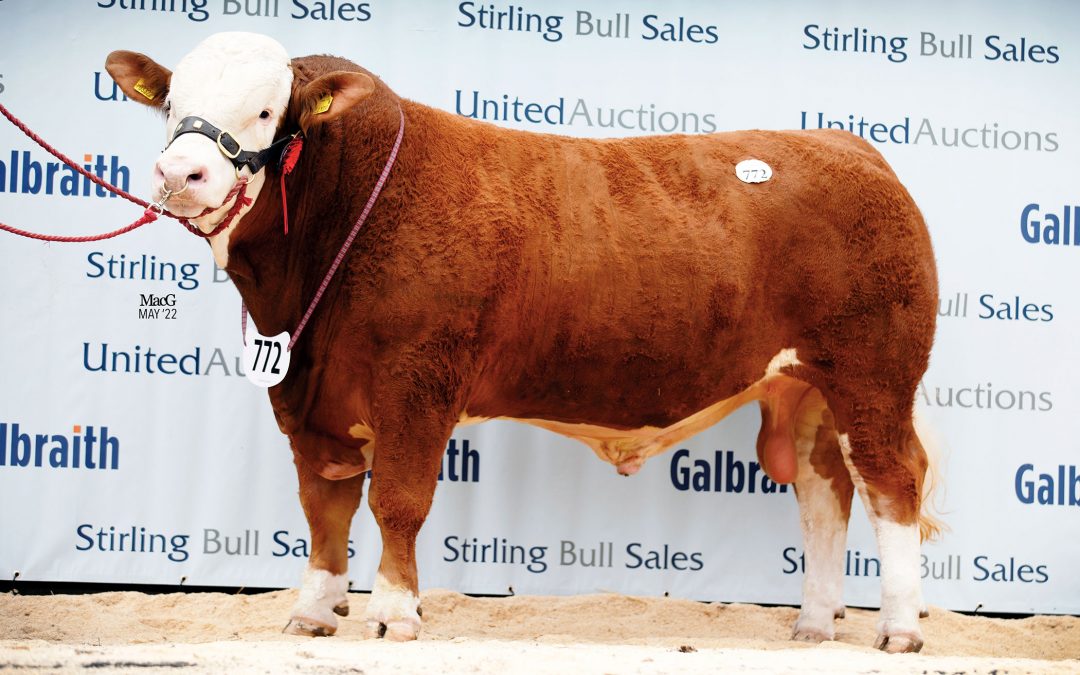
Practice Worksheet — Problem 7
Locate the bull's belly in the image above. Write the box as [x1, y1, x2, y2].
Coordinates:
[332, 349, 809, 484]
[468, 393, 759, 477]
[461, 348, 809, 479]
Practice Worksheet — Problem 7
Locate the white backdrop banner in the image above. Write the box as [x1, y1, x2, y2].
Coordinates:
[0, 1, 1077, 615]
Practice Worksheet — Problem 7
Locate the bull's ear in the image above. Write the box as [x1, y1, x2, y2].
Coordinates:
[295, 70, 374, 132]
[105, 50, 172, 108]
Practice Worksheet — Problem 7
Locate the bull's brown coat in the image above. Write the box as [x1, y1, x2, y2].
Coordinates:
[108, 48, 938, 652]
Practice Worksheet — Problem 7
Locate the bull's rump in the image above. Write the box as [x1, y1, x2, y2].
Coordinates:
[464, 126, 935, 429]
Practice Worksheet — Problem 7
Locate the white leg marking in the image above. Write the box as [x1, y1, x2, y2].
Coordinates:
[364, 573, 421, 640]
[792, 429, 847, 642]
[838, 434, 925, 652]
[837, 433, 868, 495]
[873, 520, 924, 651]
[288, 565, 349, 634]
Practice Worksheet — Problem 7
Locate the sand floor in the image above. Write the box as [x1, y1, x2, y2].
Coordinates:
[1, 589, 1078, 673]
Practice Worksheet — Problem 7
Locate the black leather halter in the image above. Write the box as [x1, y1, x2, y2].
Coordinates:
[168, 116, 297, 176]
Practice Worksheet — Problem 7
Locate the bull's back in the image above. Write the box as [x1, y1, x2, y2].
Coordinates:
[506, 126, 924, 329]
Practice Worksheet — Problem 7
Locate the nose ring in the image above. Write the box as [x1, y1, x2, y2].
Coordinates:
[164, 179, 190, 196]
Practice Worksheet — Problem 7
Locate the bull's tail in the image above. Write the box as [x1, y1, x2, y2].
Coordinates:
[913, 411, 947, 543]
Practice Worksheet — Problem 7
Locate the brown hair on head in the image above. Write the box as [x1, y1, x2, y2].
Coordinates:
[288, 57, 376, 134]
[105, 50, 173, 111]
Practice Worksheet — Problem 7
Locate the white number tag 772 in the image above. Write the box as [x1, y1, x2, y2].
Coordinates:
[735, 159, 773, 184]
[243, 330, 291, 388]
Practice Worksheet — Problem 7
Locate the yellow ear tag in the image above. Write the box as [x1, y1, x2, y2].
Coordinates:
[133, 78, 156, 101]
[313, 94, 333, 115]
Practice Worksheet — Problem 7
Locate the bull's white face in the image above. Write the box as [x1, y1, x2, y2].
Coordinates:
[107, 33, 374, 267]
[158, 34, 292, 264]
[160, 34, 292, 216]
[105, 33, 292, 266]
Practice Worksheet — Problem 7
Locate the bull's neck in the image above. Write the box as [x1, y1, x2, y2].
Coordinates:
[224, 91, 407, 352]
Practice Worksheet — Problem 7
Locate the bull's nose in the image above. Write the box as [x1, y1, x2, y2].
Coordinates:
[154, 156, 209, 193]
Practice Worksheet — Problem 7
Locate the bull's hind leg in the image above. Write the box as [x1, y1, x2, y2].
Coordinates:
[837, 409, 929, 653]
[758, 383, 854, 643]
[790, 391, 854, 642]
[284, 442, 365, 637]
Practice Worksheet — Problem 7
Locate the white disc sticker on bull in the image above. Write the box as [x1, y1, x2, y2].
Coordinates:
[243, 330, 291, 388]
[735, 159, 773, 184]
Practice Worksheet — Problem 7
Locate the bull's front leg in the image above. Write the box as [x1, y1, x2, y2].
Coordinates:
[364, 401, 455, 641]
[284, 435, 366, 637]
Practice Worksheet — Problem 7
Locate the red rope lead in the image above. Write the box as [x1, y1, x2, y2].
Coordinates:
[0, 101, 159, 213]
[0, 209, 160, 243]
[0, 183, 249, 243]
[241, 107, 404, 350]
[178, 182, 253, 238]
[0, 101, 250, 242]
[285, 108, 404, 350]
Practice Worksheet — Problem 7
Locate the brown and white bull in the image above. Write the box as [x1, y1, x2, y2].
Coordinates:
[106, 32, 939, 652]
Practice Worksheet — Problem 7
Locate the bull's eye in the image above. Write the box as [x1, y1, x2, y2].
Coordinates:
[259, 110, 271, 120]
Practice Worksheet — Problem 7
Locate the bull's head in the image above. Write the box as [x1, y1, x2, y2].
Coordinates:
[105, 32, 374, 265]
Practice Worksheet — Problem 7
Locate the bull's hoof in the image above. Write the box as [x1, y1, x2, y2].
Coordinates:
[362, 574, 422, 641]
[919, 607, 930, 618]
[363, 619, 419, 641]
[835, 607, 846, 620]
[288, 567, 349, 637]
[791, 607, 842, 643]
[284, 617, 337, 637]
[792, 627, 831, 643]
[874, 630, 924, 654]
[791, 619, 834, 644]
